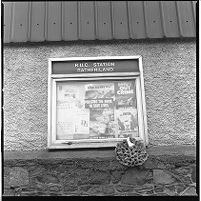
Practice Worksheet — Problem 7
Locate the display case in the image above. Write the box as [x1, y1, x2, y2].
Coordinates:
[48, 56, 148, 149]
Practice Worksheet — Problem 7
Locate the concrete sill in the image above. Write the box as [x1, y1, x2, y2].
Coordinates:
[3, 145, 196, 161]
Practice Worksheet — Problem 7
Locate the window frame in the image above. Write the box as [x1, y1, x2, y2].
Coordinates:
[48, 56, 148, 149]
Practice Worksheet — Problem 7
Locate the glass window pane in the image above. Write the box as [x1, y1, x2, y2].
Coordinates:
[56, 80, 139, 140]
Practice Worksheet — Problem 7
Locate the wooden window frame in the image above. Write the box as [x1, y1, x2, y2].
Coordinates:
[48, 56, 148, 149]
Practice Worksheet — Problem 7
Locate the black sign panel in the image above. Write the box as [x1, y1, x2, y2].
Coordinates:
[52, 59, 139, 74]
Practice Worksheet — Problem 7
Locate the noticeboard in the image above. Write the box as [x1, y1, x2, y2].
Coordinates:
[48, 56, 148, 149]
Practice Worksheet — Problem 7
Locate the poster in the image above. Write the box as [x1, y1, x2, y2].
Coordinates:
[85, 82, 115, 109]
[89, 108, 115, 138]
[56, 83, 89, 140]
[116, 107, 138, 138]
[57, 83, 86, 109]
[85, 82, 115, 99]
[115, 81, 136, 108]
[74, 109, 90, 139]
[85, 82, 116, 138]
[56, 80, 139, 140]
[56, 106, 76, 140]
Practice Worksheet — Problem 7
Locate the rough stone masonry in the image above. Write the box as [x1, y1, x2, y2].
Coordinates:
[3, 146, 197, 196]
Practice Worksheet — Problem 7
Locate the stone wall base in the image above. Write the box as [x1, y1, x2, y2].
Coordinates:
[3, 146, 197, 196]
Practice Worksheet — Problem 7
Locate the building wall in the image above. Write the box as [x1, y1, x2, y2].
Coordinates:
[3, 39, 196, 151]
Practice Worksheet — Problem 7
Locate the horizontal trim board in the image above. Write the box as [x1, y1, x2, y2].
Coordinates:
[4, 145, 196, 160]
[3, 1, 196, 43]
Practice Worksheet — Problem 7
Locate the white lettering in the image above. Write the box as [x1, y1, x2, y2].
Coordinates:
[76, 67, 114, 73]
[93, 62, 115, 67]
[117, 89, 134, 95]
[74, 63, 88, 67]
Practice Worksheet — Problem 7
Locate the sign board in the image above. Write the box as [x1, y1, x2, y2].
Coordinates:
[52, 59, 139, 74]
[48, 56, 148, 149]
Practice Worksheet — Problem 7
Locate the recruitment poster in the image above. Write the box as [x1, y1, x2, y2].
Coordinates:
[85, 82, 116, 138]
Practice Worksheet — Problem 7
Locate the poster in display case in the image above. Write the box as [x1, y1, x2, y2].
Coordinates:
[48, 56, 148, 149]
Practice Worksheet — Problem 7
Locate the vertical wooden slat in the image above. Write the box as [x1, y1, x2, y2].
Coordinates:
[127, 1, 146, 39]
[11, 2, 29, 42]
[30, 2, 45, 42]
[111, 1, 129, 39]
[176, 1, 195, 37]
[95, 1, 112, 40]
[45, 2, 48, 41]
[46, 2, 62, 41]
[27, 2, 31, 41]
[3, 2, 12, 43]
[192, 1, 196, 27]
[144, 1, 163, 38]
[160, 1, 180, 37]
[78, 1, 95, 40]
[3, 1, 197, 43]
[63, 1, 78, 41]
